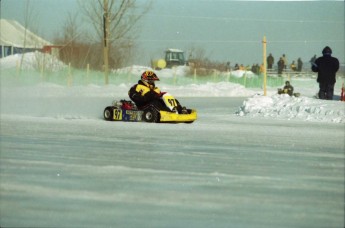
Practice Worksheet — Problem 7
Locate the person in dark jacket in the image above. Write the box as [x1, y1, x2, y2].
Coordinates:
[278, 81, 294, 96]
[297, 58, 303, 72]
[267, 53, 274, 70]
[128, 70, 162, 108]
[311, 46, 339, 100]
[277, 57, 284, 76]
[128, 70, 186, 113]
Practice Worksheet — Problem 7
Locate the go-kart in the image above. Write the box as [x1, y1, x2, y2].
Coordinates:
[103, 93, 197, 123]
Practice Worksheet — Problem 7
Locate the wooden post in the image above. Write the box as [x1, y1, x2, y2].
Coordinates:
[227, 69, 231, 82]
[16, 60, 20, 76]
[41, 53, 46, 81]
[103, 0, 109, 85]
[86, 63, 90, 84]
[243, 71, 247, 87]
[173, 66, 177, 85]
[262, 36, 267, 96]
[68, 62, 72, 86]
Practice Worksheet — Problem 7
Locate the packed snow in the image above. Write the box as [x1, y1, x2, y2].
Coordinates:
[1, 52, 344, 227]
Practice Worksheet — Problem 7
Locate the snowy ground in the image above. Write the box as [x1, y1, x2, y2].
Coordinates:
[0, 53, 344, 227]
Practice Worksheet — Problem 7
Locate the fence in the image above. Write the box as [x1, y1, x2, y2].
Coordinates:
[1, 63, 295, 89]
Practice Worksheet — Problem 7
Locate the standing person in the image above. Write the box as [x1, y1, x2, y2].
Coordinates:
[267, 53, 274, 70]
[297, 58, 303, 72]
[290, 61, 297, 71]
[225, 61, 231, 72]
[234, 63, 239, 70]
[251, 64, 257, 74]
[277, 57, 284, 76]
[282, 54, 287, 69]
[311, 46, 339, 100]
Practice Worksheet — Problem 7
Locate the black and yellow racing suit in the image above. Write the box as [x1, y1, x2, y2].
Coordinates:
[128, 80, 161, 109]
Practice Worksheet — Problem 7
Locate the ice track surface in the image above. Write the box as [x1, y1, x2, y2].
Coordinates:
[1, 95, 344, 228]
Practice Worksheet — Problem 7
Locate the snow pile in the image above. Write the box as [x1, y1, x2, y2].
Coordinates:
[0, 51, 66, 71]
[231, 70, 255, 78]
[158, 66, 191, 78]
[161, 82, 255, 97]
[111, 65, 153, 75]
[112, 65, 191, 79]
[237, 94, 345, 123]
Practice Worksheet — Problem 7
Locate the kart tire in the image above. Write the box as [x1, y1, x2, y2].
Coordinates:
[143, 108, 159, 123]
[104, 106, 114, 121]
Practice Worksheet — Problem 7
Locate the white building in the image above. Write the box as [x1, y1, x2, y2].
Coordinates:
[0, 19, 51, 58]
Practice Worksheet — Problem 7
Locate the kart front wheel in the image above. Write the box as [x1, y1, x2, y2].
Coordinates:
[143, 108, 159, 123]
[104, 107, 114, 121]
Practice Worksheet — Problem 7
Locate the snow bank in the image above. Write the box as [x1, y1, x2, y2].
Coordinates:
[230, 70, 255, 78]
[0, 52, 66, 71]
[161, 82, 255, 97]
[237, 94, 345, 123]
[112, 65, 191, 79]
[111, 65, 153, 75]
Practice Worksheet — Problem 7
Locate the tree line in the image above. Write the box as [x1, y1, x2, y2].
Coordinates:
[53, 0, 151, 70]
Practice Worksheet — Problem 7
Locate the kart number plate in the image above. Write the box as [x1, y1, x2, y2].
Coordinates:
[162, 94, 177, 111]
[113, 109, 122, 120]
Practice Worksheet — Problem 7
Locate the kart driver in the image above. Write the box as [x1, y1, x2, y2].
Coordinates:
[128, 70, 186, 113]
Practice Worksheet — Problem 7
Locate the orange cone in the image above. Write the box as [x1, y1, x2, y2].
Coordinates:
[341, 83, 345, 101]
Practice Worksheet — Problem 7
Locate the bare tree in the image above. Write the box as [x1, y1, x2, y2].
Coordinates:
[54, 12, 93, 68]
[18, 0, 45, 73]
[79, 0, 152, 69]
[63, 13, 80, 47]
[19, 0, 34, 71]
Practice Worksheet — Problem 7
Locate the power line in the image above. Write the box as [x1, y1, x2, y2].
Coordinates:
[140, 14, 344, 24]
[130, 39, 345, 44]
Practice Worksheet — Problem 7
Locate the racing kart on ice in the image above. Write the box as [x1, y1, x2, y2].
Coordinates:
[103, 93, 197, 123]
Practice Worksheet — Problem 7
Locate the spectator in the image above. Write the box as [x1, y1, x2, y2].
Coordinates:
[260, 63, 264, 74]
[311, 46, 339, 100]
[282, 54, 287, 69]
[277, 57, 284, 76]
[290, 61, 297, 71]
[297, 58, 303, 72]
[226, 61, 231, 72]
[267, 53, 274, 69]
[234, 63, 239, 70]
[278, 81, 294, 96]
[251, 64, 257, 74]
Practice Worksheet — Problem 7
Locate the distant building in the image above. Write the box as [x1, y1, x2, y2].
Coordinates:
[0, 19, 51, 58]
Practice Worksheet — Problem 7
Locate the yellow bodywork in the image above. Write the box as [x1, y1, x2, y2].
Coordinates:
[159, 109, 197, 123]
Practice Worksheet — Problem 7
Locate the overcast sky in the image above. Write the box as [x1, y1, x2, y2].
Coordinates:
[1, 0, 344, 66]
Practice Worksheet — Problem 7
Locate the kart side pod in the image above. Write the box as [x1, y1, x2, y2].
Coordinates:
[103, 105, 197, 123]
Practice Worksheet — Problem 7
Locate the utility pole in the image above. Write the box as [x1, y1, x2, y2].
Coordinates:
[103, 0, 109, 85]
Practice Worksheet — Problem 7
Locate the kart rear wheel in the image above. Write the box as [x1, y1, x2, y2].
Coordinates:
[104, 107, 114, 121]
[143, 108, 159, 123]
